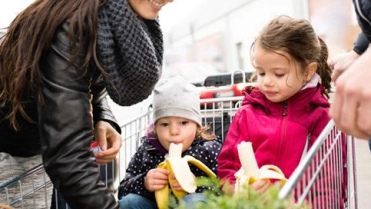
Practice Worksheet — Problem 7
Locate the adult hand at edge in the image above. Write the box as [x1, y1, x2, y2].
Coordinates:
[330, 48, 371, 139]
[327, 50, 360, 83]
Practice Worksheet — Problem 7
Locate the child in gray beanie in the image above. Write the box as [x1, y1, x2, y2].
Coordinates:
[153, 76, 202, 130]
[118, 76, 222, 209]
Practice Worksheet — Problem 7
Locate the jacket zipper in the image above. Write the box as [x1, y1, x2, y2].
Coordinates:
[282, 100, 288, 116]
[276, 101, 288, 165]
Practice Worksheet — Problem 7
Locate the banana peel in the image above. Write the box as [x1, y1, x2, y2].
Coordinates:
[155, 143, 216, 209]
[234, 141, 287, 194]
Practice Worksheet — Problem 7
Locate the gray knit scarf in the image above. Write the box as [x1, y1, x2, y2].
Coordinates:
[97, 0, 163, 106]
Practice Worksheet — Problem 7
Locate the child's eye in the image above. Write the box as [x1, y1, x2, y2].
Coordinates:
[258, 72, 265, 77]
[275, 73, 285, 77]
[160, 122, 169, 127]
[181, 121, 189, 125]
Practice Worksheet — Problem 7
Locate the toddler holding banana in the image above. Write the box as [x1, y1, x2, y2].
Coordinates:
[118, 76, 222, 209]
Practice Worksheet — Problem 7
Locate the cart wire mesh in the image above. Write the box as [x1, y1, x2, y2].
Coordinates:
[0, 97, 357, 209]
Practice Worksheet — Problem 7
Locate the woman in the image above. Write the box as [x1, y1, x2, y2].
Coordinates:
[0, 0, 174, 208]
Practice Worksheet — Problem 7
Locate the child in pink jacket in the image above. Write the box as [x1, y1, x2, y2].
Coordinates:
[217, 15, 346, 208]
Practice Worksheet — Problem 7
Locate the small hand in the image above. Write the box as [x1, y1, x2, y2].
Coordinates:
[145, 168, 170, 192]
[169, 174, 184, 192]
[94, 121, 122, 165]
[250, 179, 271, 194]
[220, 180, 235, 196]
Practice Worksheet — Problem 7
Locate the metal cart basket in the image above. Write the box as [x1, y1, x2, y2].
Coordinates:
[278, 120, 358, 209]
[0, 96, 357, 209]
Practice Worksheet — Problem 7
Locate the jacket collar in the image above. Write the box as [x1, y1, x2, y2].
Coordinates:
[241, 83, 329, 116]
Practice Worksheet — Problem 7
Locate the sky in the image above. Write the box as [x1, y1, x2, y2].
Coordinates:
[0, 0, 209, 31]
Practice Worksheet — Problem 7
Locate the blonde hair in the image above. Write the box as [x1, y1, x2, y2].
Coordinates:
[198, 125, 216, 140]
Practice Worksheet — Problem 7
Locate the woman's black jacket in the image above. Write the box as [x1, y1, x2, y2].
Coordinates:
[0, 23, 121, 208]
[354, 0, 371, 44]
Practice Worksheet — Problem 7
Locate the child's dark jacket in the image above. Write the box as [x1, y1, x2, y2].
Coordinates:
[118, 135, 222, 202]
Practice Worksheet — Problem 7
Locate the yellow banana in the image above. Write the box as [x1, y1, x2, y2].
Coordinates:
[234, 141, 287, 194]
[155, 143, 216, 209]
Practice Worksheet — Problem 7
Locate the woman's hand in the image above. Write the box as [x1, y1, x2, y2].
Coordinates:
[145, 168, 170, 192]
[93, 121, 122, 165]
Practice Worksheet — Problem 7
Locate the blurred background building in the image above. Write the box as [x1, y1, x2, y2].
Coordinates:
[0, 0, 362, 118]
[1, 0, 360, 82]
[160, 0, 360, 83]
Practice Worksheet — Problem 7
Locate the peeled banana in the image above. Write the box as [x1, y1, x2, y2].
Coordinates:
[155, 143, 216, 209]
[234, 141, 287, 194]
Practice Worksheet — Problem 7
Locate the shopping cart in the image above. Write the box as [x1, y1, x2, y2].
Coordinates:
[0, 96, 357, 209]
[118, 96, 242, 178]
[0, 157, 118, 209]
[117, 97, 358, 209]
[278, 120, 358, 209]
[0, 96, 239, 209]
[0, 164, 52, 209]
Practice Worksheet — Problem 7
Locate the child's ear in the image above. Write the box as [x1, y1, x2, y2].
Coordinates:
[306, 62, 317, 82]
[196, 126, 202, 137]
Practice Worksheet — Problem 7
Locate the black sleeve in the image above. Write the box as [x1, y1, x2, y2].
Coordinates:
[38, 23, 118, 208]
[354, 0, 371, 42]
[91, 81, 122, 134]
[353, 32, 369, 55]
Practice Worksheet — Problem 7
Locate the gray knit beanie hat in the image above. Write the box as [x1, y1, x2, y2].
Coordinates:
[153, 76, 201, 127]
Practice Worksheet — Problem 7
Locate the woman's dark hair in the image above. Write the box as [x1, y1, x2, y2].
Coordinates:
[0, 0, 105, 129]
[250, 15, 332, 98]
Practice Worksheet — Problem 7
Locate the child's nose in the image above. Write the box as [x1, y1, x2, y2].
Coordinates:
[170, 125, 180, 135]
[263, 75, 274, 86]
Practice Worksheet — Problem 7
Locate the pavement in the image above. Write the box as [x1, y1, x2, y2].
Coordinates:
[354, 139, 371, 209]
